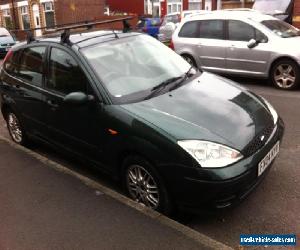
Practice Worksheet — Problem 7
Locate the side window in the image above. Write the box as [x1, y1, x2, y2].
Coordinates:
[255, 29, 268, 43]
[18, 46, 46, 86]
[4, 50, 21, 76]
[228, 20, 255, 42]
[199, 20, 224, 40]
[47, 48, 88, 95]
[178, 21, 198, 38]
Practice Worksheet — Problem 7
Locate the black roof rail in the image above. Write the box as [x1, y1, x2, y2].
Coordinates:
[11, 16, 133, 44]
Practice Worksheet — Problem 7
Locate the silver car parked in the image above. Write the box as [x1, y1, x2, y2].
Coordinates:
[172, 10, 300, 90]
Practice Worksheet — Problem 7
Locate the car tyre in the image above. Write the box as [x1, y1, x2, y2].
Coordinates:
[271, 59, 300, 90]
[123, 155, 173, 215]
[6, 110, 28, 146]
[182, 54, 197, 68]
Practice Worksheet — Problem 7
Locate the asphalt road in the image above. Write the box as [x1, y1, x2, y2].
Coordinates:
[0, 69, 299, 249]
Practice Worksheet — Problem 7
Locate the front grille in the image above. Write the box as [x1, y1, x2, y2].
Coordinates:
[242, 124, 275, 157]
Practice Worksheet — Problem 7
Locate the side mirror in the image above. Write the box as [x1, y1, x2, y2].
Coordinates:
[247, 39, 258, 49]
[64, 92, 94, 106]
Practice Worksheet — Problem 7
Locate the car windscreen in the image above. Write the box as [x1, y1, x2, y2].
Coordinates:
[0, 28, 11, 37]
[81, 35, 191, 104]
[261, 20, 300, 38]
[253, 0, 292, 15]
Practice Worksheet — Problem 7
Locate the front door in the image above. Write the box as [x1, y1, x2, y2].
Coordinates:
[42, 46, 110, 170]
[225, 20, 271, 76]
[32, 4, 42, 37]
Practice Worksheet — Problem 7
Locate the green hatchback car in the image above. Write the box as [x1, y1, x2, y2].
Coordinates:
[0, 29, 284, 214]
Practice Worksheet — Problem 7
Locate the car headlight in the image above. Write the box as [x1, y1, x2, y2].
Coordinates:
[262, 98, 278, 125]
[178, 140, 243, 168]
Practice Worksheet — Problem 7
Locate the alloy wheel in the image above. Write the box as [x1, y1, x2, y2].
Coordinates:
[274, 64, 296, 89]
[7, 113, 23, 143]
[127, 165, 160, 209]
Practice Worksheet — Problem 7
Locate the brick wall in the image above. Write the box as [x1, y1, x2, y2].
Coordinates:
[293, 0, 300, 28]
[222, 1, 254, 9]
[106, 0, 144, 15]
[54, 0, 105, 25]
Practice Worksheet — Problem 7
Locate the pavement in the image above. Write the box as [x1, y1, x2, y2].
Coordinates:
[0, 137, 231, 250]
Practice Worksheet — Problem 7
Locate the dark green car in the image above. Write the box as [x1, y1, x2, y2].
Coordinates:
[0, 30, 284, 214]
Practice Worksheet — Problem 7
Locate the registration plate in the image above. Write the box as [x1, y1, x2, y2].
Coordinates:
[258, 141, 280, 177]
[5, 47, 11, 51]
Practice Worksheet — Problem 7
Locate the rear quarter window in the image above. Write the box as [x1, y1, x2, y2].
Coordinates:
[3, 49, 21, 76]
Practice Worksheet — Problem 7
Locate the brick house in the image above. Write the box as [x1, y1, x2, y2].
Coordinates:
[106, 0, 190, 17]
[0, 0, 105, 37]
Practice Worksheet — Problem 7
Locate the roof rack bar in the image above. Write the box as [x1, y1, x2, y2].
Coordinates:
[11, 16, 133, 44]
[55, 17, 133, 32]
[11, 17, 133, 33]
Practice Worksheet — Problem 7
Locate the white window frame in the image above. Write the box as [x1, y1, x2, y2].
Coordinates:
[43, 2, 54, 12]
[42, 1, 55, 30]
[167, 2, 182, 14]
[20, 6, 30, 30]
[2, 9, 10, 17]
[2, 7, 12, 28]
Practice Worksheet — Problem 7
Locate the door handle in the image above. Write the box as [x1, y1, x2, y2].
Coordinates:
[47, 100, 59, 109]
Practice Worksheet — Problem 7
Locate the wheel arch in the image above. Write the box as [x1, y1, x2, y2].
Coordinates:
[268, 56, 300, 76]
[1, 103, 11, 121]
[180, 52, 198, 67]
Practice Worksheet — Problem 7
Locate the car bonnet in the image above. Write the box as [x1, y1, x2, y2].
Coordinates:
[121, 72, 274, 151]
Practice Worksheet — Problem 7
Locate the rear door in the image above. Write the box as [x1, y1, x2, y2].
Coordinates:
[1, 45, 47, 136]
[196, 19, 227, 72]
[42, 45, 109, 169]
[225, 20, 271, 76]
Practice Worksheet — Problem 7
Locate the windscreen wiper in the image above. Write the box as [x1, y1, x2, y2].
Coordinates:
[145, 76, 183, 100]
[169, 66, 196, 92]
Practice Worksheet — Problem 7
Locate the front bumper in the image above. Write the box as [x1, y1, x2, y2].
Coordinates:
[161, 118, 285, 211]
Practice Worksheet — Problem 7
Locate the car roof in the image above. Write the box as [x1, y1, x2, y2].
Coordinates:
[165, 12, 180, 17]
[13, 29, 142, 50]
[186, 10, 277, 22]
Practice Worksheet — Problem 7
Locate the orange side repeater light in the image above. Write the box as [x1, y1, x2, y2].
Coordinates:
[108, 129, 118, 135]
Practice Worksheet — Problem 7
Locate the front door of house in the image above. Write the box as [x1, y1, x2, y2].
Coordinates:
[32, 4, 42, 36]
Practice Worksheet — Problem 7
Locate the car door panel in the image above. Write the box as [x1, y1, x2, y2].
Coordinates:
[1, 46, 47, 136]
[226, 20, 271, 76]
[42, 46, 111, 172]
[198, 38, 228, 71]
[196, 19, 227, 71]
[226, 41, 270, 76]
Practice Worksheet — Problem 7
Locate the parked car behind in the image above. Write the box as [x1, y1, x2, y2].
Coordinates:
[172, 10, 300, 90]
[136, 17, 161, 38]
[0, 28, 16, 57]
[0, 28, 284, 214]
[158, 11, 209, 44]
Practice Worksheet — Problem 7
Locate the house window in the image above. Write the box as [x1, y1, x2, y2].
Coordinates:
[167, 0, 182, 14]
[43, 2, 55, 28]
[188, 0, 201, 10]
[20, 6, 30, 30]
[2, 9, 12, 29]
